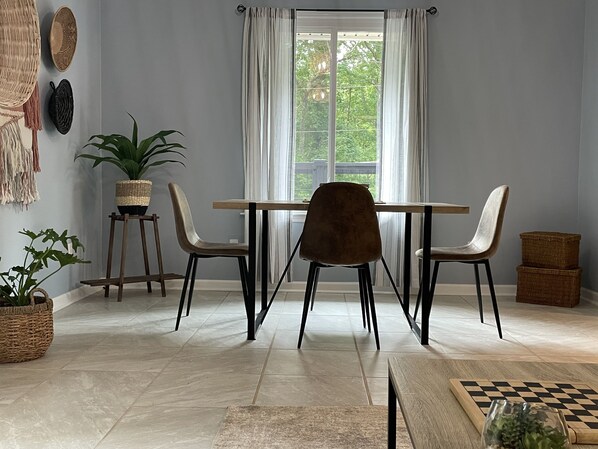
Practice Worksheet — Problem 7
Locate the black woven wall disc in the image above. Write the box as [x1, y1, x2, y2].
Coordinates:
[49, 79, 74, 134]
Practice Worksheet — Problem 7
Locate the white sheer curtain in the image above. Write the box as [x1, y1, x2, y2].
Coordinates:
[375, 9, 429, 288]
[242, 7, 295, 282]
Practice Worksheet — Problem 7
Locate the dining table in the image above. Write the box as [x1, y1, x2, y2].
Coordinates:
[388, 356, 598, 448]
[212, 199, 469, 345]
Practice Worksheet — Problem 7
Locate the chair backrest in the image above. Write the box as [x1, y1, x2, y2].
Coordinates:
[168, 183, 202, 254]
[300, 182, 382, 266]
[470, 185, 509, 259]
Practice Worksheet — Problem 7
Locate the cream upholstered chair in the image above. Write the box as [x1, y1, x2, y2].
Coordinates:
[298, 182, 382, 349]
[168, 183, 249, 331]
[414, 185, 509, 338]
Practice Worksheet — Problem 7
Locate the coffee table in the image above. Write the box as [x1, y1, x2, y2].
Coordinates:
[388, 356, 598, 448]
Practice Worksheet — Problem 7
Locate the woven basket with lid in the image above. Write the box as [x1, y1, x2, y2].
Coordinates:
[0, 0, 41, 108]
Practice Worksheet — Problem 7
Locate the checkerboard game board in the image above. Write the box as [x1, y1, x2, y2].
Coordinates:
[449, 379, 598, 444]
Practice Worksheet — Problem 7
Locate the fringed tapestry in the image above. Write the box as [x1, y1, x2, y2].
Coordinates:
[0, 82, 42, 206]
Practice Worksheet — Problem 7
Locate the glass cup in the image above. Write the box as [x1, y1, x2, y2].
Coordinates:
[481, 399, 571, 449]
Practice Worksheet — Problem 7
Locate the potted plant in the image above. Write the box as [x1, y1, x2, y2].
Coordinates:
[75, 114, 186, 215]
[482, 400, 570, 449]
[0, 229, 89, 363]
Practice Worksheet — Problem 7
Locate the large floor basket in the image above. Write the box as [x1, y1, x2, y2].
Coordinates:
[0, 289, 54, 363]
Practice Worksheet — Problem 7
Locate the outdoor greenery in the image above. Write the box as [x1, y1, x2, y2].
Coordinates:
[0, 229, 89, 307]
[294, 36, 383, 199]
[75, 114, 186, 180]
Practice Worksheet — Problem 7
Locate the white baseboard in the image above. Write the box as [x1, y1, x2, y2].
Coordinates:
[68, 279, 517, 296]
[52, 285, 100, 312]
[57, 282, 598, 307]
[581, 288, 598, 305]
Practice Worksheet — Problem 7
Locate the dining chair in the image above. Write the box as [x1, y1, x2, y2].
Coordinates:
[414, 185, 509, 338]
[298, 182, 382, 349]
[168, 183, 250, 331]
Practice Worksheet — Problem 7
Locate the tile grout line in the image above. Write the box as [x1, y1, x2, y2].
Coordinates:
[348, 293, 375, 406]
[251, 294, 282, 405]
[91, 290, 228, 448]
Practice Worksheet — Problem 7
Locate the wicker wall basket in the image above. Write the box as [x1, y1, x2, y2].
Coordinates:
[0, 288, 54, 363]
[0, 0, 41, 108]
[115, 180, 152, 215]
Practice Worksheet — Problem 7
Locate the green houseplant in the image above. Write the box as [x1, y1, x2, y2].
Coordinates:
[0, 229, 89, 363]
[75, 114, 186, 215]
[482, 400, 570, 449]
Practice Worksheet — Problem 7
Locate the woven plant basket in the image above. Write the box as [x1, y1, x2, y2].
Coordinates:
[115, 180, 152, 215]
[0, 0, 41, 108]
[0, 288, 54, 363]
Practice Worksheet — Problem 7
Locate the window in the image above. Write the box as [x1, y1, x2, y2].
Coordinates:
[294, 12, 384, 200]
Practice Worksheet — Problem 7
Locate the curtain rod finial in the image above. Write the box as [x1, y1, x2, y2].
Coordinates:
[427, 6, 438, 15]
[237, 4, 246, 14]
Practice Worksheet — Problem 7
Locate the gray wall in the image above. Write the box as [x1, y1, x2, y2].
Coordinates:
[579, 1, 598, 291]
[0, 0, 102, 298]
[99, 0, 586, 285]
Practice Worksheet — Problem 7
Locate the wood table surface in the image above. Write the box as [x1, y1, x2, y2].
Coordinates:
[213, 198, 469, 214]
[388, 356, 598, 448]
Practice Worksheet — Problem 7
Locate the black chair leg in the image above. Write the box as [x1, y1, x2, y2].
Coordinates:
[186, 257, 198, 317]
[358, 269, 367, 329]
[309, 267, 320, 311]
[237, 256, 250, 314]
[483, 260, 503, 339]
[359, 269, 371, 332]
[473, 263, 484, 323]
[175, 254, 194, 331]
[363, 265, 380, 350]
[298, 263, 317, 348]
[414, 261, 439, 320]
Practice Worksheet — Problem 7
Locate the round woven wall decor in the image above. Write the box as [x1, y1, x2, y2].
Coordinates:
[50, 6, 77, 72]
[48, 80, 74, 135]
[0, 0, 41, 108]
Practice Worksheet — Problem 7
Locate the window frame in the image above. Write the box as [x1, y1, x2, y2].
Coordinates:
[294, 11, 384, 201]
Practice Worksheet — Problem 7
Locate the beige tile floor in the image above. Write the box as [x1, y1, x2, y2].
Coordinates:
[1, 288, 597, 448]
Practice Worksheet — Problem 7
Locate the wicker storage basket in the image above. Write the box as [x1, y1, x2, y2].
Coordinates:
[516, 265, 581, 307]
[520, 231, 580, 269]
[0, 288, 54, 363]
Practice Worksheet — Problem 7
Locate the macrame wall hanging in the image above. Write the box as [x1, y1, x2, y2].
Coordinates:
[0, 84, 42, 206]
[0, 0, 42, 207]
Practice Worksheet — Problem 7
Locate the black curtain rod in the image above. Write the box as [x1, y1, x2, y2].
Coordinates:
[236, 4, 438, 15]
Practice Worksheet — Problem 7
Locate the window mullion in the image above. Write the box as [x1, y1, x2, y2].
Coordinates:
[327, 30, 338, 183]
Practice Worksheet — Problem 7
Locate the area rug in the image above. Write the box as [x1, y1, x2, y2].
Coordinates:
[212, 405, 413, 449]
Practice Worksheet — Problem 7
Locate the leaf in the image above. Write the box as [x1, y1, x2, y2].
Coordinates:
[128, 113, 139, 147]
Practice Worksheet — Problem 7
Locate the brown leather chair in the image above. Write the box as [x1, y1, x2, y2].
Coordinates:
[168, 183, 249, 330]
[298, 182, 382, 349]
[414, 185, 509, 338]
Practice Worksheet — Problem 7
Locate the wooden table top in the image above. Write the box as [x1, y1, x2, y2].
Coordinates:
[388, 356, 598, 449]
[213, 199, 469, 214]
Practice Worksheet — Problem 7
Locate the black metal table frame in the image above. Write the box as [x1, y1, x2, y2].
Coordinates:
[243, 203, 435, 345]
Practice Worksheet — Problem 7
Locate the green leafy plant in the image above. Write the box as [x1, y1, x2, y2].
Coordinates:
[484, 405, 569, 449]
[0, 229, 89, 307]
[75, 114, 186, 180]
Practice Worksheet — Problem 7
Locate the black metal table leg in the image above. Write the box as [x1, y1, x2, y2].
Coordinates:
[420, 205, 433, 345]
[247, 203, 256, 340]
[403, 213, 412, 317]
[388, 368, 397, 449]
[261, 210, 268, 310]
